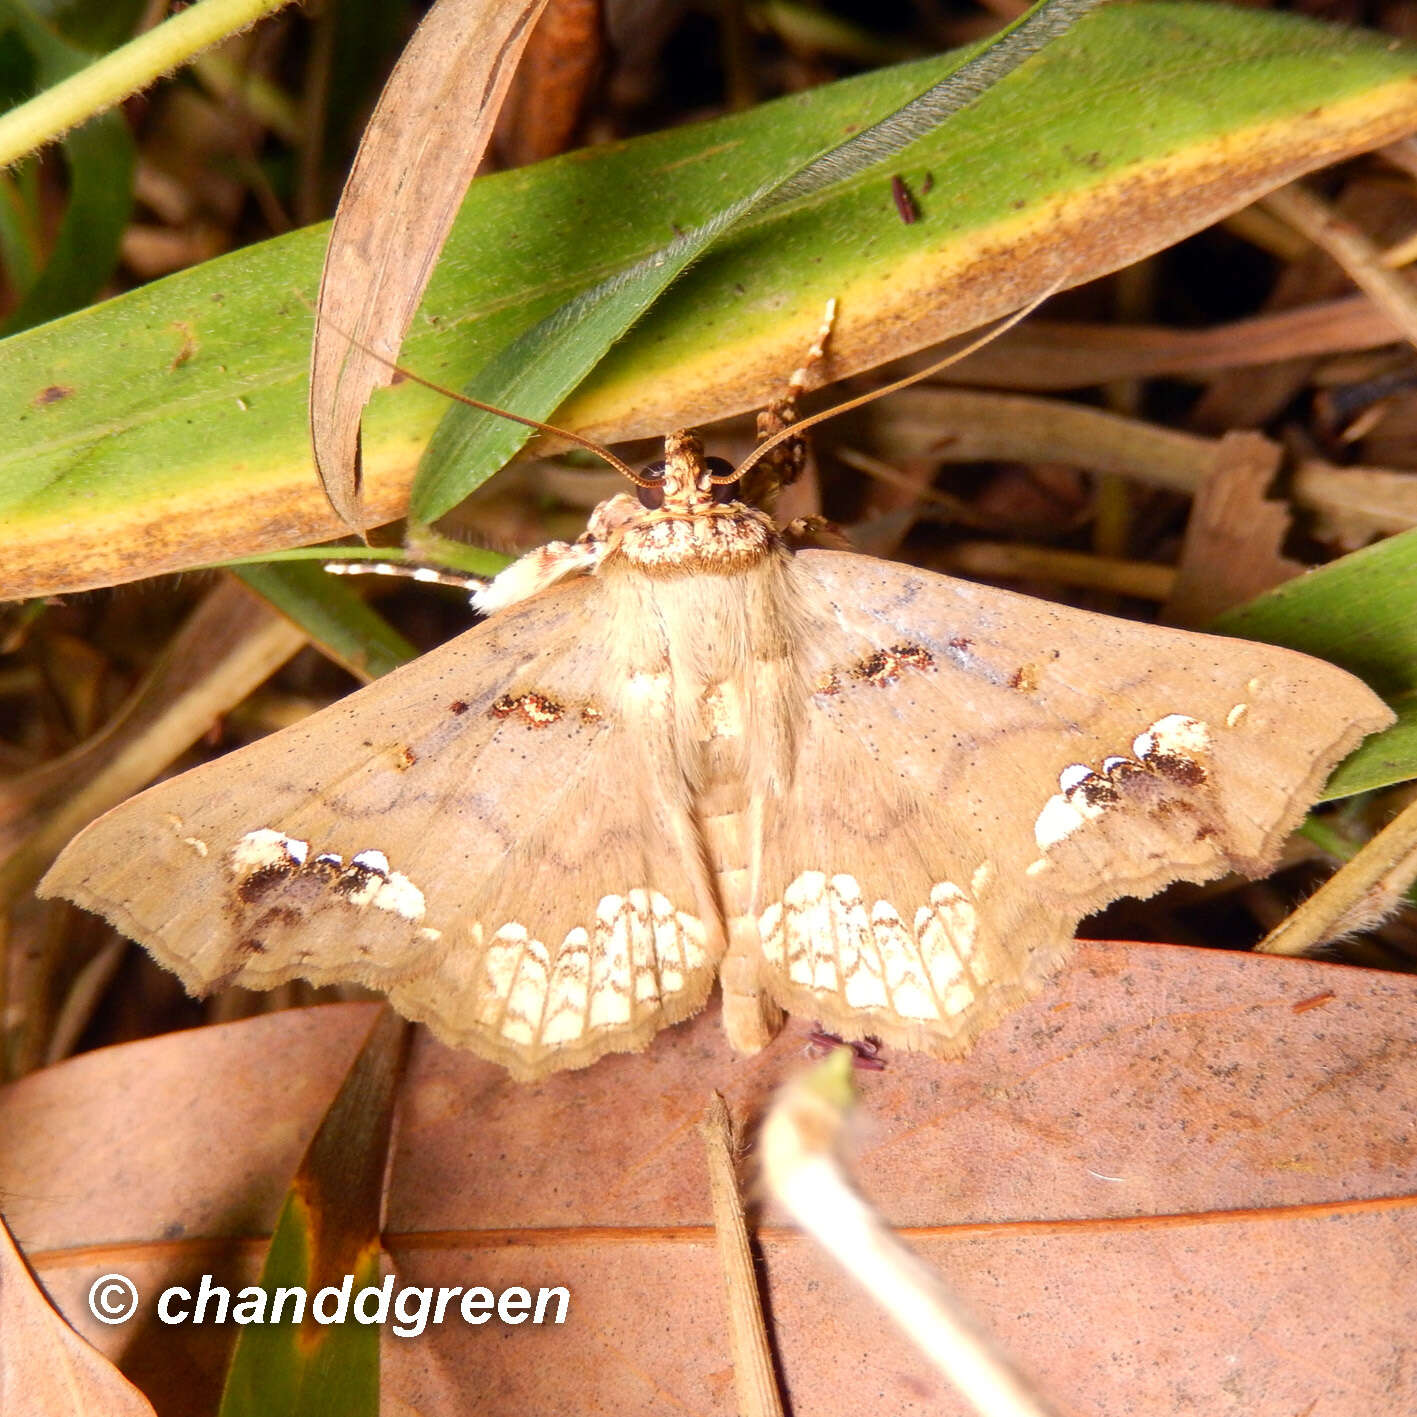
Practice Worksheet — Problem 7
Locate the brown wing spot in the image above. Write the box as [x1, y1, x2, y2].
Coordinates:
[813, 670, 842, 697]
[237, 862, 295, 903]
[1105, 759, 1146, 785]
[1147, 751, 1207, 787]
[1035, 715, 1215, 854]
[393, 744, 417, 770]
[239, 938, 267, 955]
[227, 832, 427, 924]
[949, 636, 972, 650]
[1010, 663, 1040, 692]
[490, 691, 566, 727]
[848, 642, 937, 686]
[253, 906, 303, 931]
[1075, 776, 1120, 808]
[333, 861, 385, 898]
[449, 699, 469, 715]
[581, 704, 604, 723]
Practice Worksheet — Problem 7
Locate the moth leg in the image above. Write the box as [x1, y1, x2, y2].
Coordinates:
[740, 298, 837, 508]
[781, 515, 853, 552]
[471, 493, 641, 615]
[322, 559, 493, 593]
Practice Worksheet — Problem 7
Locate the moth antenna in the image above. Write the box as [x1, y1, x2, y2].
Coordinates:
[722, 285, 1062, 487]
[317, 315, 655, 488]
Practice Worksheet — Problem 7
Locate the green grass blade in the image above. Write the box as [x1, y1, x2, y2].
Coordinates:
[217, 1008, 406, 1417]
[232, 562, 417, 683]
[4, 4, 1417, 597]
[1319, 695, 1417, 801]
[410, 0, 1102, 521]
[1214, 527, 1417, 798]
[0, 0, 135, 334]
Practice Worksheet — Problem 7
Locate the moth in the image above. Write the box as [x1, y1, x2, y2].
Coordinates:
[39, 308, 1394, 1081]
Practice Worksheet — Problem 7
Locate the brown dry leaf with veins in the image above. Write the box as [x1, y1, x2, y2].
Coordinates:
[0, 1213, 156, 1417]
[7, 961, 1415, 1414]
[38, 311, 1394, 1081]
[310, 0, 552, 527]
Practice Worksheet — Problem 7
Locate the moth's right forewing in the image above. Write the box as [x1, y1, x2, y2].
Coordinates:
[39, 577, 722, 1078]
[750, 550, 1393, 1058]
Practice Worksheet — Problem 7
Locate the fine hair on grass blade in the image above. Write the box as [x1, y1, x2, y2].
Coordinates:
[411, 0, 1105, 524]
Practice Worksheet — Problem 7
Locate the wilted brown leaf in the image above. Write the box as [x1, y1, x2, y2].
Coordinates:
[310, 0, 552, 527]
[494, 0, 602, 167]
[2, 942, 1414, 1414]
[0, 1212, 155, 1417]
[1162, 432, 1305, 626]
[945, 295, 1400, 390]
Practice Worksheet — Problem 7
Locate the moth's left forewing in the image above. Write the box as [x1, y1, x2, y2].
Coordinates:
[40, 577, 724, 1080]
[753, 550, 1393, 1056]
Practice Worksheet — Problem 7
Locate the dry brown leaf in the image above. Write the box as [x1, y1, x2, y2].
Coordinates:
[494, 0, 603, 167]
[0, 1212, 155, 1417]
[0, 582, 309, 1076]
[3, 941, 1414, 1414]
[1191, 178, 1417, 433]
[1162, 432, 1305, 626]
[310, 0, 552, 527]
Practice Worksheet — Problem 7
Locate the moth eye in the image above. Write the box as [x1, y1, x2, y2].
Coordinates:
[706, 457, 740, 504]
[637, 459, 666, 510]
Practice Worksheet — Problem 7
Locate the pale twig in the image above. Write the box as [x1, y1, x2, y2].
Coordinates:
[938, 540, 1176, 602]
[759, 1051, 1062, 1417]
[700, 1094, 784, 1417]
[865, 388, 1417, 539]
[1258, 795, 1417, 956]
[45, 938, 127, 1066]
[1261, 182, 1417, 350]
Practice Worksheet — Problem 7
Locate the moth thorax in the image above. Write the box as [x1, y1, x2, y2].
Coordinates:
[614, 501, 780, 576]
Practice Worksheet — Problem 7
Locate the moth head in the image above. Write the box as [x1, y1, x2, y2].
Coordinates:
[635, 431, 740, 515]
